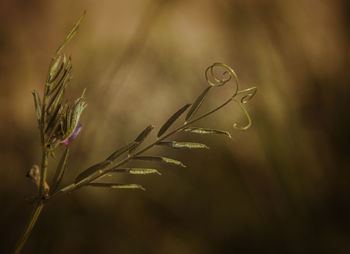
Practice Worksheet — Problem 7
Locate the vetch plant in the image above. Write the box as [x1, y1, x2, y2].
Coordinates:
[13, 12, 257, 254]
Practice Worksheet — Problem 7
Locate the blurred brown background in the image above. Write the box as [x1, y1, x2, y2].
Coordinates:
[1, 0, 350, 253]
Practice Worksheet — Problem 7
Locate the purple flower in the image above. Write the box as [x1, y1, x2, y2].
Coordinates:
[61, 122, 82, 147]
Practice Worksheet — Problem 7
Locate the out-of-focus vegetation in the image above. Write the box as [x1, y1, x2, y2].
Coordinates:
[1, 0, 349, 253]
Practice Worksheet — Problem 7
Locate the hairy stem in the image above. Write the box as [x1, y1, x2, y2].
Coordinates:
[13, 201, 44, 254]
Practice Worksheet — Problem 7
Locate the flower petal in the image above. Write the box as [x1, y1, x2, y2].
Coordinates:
[61, 122, 82, 146]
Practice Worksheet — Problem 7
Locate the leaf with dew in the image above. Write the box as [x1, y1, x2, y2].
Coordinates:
[87, 183, 145, 191]
[133, 156, 186, 167]
[156, 141, 209, 149]
[110, 168, 161, 175]
[183, 127, 232, 139]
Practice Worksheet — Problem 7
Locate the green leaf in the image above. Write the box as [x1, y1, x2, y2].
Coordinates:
[45, 103, 63, 134]
[133, 156, 186, 167]
[32, 90, 42, 125]
[74, 160, 111, 184]
[46, 104, 67, 142]
[135, 125, 154, 142]
[129, 125, 154, 153]
[51, 147, 69, 193]
[54, 11, 86, 58]
[87, 183, 145, 191]
[185, 86, 211, 121]
[46, 59, 72, 112]
[48, 54, 64, 83]
[63, 105, 72, 134]
[158, 104, 191, 137]
[106, 142, 139, 161]
[59, 183, 76, 193]
[69, 92, 87, 131]
[110, 168, 161, 175]
[46, 55, 70, 96]
[157, 141, 209, 149]
[183, 127, 232, 139]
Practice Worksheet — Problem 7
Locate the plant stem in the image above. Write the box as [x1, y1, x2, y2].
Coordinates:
[39, 150, 49, 198]
[14, 119, 49, 253]
[13, 201, 44, 254]
[47, 96, 234, 201]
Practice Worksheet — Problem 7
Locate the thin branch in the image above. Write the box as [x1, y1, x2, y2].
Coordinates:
[13, 201, 44, 254]
[47, 96, 234, 201]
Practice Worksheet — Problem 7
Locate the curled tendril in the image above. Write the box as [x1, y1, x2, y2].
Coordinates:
[205, 63, 239, 94]
[203, 63, 257, 131]
[232, 87, 257, 130]
[232, 98, 252, 130]
[237, 86, 257, 104]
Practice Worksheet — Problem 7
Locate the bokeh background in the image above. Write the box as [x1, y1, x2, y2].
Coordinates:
[1, 0, 350, 253]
